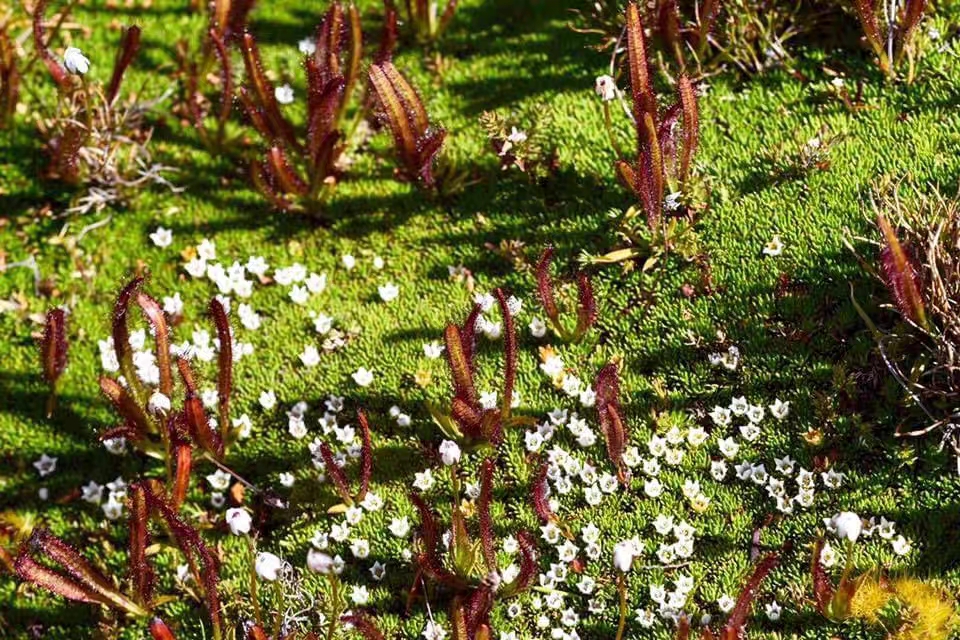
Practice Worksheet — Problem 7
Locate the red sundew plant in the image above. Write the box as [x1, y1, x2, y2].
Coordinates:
[594, 362, 630, 483]
[99, 277, 241, 467]
[409, 459, 538, 640]
[14, 481, 224, 638]
[317, 408, 374, 512]
[851, 0, 927, 82]
[368, 59, 447, 188]
[240, 2, 399, 217]
[176, 0, 256, 152]
[534, 247, 597, 343]
[39, 307, 68, 418]
[674, 551, 780, 639]
[615, 2, 699, 230]
[429, 288, 533, 449]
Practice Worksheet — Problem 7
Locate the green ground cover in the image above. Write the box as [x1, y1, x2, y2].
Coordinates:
[3, 0, 960, 638]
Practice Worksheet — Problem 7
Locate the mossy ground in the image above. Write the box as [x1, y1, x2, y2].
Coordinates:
[3, 1, 960, 639]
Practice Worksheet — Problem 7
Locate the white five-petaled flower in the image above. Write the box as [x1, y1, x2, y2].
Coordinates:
[378, 283, 399, 302]
[352, 367, 374, 387]
[423, 341, 444, 359]
[150, 227, 173, 248]
[255, 552, 283, 581]
[438, 440, 461, 466]
[763, 235, 784, 257]
[34, 454, 58, 477]
[225, 508, 252, 535]
[63, 47, 90, 75]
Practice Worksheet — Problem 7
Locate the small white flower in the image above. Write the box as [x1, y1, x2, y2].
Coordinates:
[197, 239, 217, 261]
[298, 37, 316, 55]
[819, 541, 837, 567]
[102, 497, 124, 520]
[423, 341, 444, 358]
[718, 595, 736, 613]
[350, 539, 370, 559]
[891, 535, 911, 555]
[300, 345, 321, 368]
[664, 191, 682, 212]
[63, 47, 90, 75]
[289, 285, 309, 305]
[246, 255, 269, 277]
[769, 399, 790, 420]
[206, 469, 231, 491]
[765, 601, 782, 621]
[185, 257, 207, 278]
[34, 454, 58, 477]
[259, 390, 277, 410]
[150, 227, 173, 248]
[369, 560, 387, 581]
[831, 512, 862, 542]
[822, 468, 845, 489]
[352, 367, 374, 387]
[613, 540, 635, 572]
[350, 585, 370, 605]
[763, 235, 784, 257]
[148, 391, 171, 415]
[710, 460, 728, 481]
[438, 440, 461, 466]
[342, 254, 356, 270]
[81, 481, 103, 504]
[279, 472, 295, 487]
[378, 282, 399, 302]
[275, 84, 294, 104]
[413, 469, 435, 491]
[225, 508, 252, 535]
[594, 74, 618, 101]
[307, 549, 334, 574]
[255, 552, 283, 581]
[389, 517, 411, 538]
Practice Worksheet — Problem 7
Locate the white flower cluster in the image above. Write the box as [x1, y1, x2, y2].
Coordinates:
[80, 476, 129, 520]
[538, 355, 596, 407]
[710, 395, 848, 513]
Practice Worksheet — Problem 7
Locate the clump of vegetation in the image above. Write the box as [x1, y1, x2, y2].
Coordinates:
[587, 1, 702, 267]
[99, 278, 241, 469]
[534, 247, 596, 343]
[31, 2, 176, 213]
[850, 0, 928, 81]
[316, 408, 374, 512]
[571, 0, 827, 76]
[479, 104, 557, 180]
[175, 0, 255, 152]
[848, 189, 960, 472]
[429, 289, 530, 448]
[38, 307, 67, 418]
[674, 551, 780, 639]
[240, 3, 364, 217]
[368, 59, 447, 189]
[812, 535, 959, 638]
[410, 459, 538, 640]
